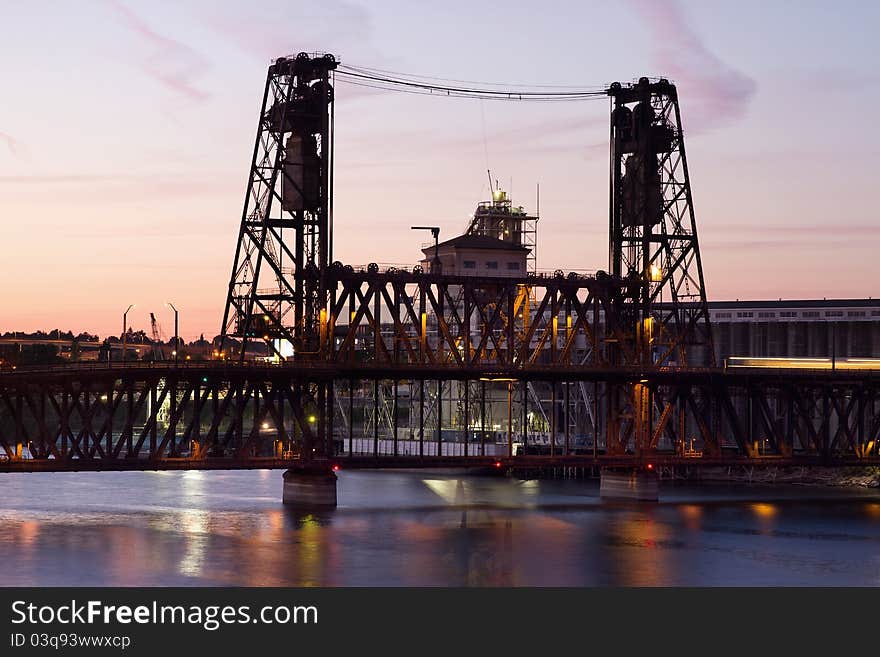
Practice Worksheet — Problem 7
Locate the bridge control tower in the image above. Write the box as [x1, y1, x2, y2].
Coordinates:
[467, 187, 538, 273]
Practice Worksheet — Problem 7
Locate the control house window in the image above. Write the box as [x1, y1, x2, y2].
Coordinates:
[506, 262, 520, 271]
[486, 261, 498, 270]
[463, 260, 476, 269]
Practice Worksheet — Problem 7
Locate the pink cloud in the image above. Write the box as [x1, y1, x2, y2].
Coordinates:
[201, 1, 373, 63]
[0, 131, 27, 159]
[0, 173, 119, 184]
[629, 0, 757, 133]
[106, 0, 209, 101]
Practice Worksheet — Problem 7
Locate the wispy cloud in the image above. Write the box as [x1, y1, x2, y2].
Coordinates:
[201, 0, 373, 63]
[0, 171, 239, 202]
[106, 0, 209, 102]
[0, 131, 25, 159]
[712, 223, 880, 237]
[476, 115, 606, 152]
[343, 113, 608, 160]
[629, 0, 757, 133]
[784, 68, 880, 95]
[705, 238, 869, 250]
[0, 173, 121, 184]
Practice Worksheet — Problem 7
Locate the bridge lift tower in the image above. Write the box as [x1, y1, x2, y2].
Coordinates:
[221, 52, 338, 360]
[220, 52, 338, 459]
[605, 77, 714, 459]
[608, 77, 713, 369]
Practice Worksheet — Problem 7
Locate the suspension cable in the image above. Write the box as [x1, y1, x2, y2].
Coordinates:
[334, 64, 608, 102]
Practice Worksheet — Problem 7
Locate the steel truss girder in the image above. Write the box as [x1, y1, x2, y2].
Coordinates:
[0, 367, 878, 470]
[326, 271, 635, 370]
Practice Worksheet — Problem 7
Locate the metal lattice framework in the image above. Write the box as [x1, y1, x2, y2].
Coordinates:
[326, 270, 627, 368]
[1, 61, 878, 474]
[605, 78, 715, 457]
[608, 78, 713, 369]
[1, 365, 879, 471]
[221, 53, 337, 359]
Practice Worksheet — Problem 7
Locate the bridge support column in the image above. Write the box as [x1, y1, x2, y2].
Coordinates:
[282, 468, 337, 508]
[599, 468, 658, 502]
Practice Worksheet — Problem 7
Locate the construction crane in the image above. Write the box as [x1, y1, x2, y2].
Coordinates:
[149, 313, 165, 361]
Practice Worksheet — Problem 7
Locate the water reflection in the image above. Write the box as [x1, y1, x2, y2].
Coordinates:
[0, 471, 879, 586]
[679, 504, 703, 530]
[178, 511, 209, 578]
[750, 503, 778, 519]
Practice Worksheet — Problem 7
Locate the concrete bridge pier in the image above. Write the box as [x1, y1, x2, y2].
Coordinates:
[282, 468, 338, 508]
[599, 468, 659, 502]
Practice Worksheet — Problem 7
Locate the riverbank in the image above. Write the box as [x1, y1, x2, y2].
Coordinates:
[508, 464, 880, 488]
[694, 466, 880, 488]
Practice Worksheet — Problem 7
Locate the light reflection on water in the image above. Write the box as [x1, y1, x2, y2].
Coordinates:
[1, 470, 879, 586]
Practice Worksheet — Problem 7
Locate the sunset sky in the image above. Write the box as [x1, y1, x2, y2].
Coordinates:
[2, 0, 877, 340]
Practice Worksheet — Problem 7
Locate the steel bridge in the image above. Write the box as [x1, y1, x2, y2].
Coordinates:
[1, 358, 878, 473]
[1, 54, 878, 501]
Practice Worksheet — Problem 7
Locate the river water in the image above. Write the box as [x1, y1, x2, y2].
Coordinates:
[1, 469, 879, 586]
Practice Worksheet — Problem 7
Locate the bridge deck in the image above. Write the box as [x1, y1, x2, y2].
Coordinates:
[2, 360, 878, 384]
[1, 362, 878, 473]
[1, 454, 878, 473]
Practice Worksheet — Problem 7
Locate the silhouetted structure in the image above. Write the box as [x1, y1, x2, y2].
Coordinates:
[1, 60, 878, 484]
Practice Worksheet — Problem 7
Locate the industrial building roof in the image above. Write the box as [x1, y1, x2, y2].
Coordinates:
[422, 234, 530, 254]
[707, 298, 879, 309]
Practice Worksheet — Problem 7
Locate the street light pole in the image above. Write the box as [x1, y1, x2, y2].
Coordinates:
[166, 302, 179, 365]
[122, 304, 135, 362]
